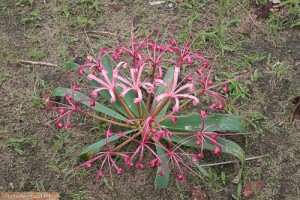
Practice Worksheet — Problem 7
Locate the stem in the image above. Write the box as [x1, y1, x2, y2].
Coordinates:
[153, 97, 170, 117]
[77, 108, 136, 129]
[111, 130, 142, 152]
[159, 89, 205, 124]
[135, 91, 143, 119]
[113, 88, 139, 127]
[200, 155, 268, 167]
[172, 132, 194, 135]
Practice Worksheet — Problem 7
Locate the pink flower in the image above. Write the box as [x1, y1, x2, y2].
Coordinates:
[155, 66, 199, 112]
[114, 62, 154, 103]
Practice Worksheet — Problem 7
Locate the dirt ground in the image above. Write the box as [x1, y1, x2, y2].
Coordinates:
[0, 1, 299, 200]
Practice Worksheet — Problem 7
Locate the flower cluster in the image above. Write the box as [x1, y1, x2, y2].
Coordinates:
[51, 25, 244, 188]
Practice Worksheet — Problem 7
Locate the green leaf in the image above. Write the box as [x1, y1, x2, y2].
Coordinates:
[193, 162, 209, 177]
[162, 113, 247, 182]
[170, 136, 245, 163]
[154, 145, 170, 188]
[80, 130, 135, 161]
[162, 113, 248, 133]
[63, 61, 79, 70]
[155, 67, 174, 117]
[52, 87, 127, 122]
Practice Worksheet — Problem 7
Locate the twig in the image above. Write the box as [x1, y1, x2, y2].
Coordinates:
[88, 31, 128, 38]
[234, 0, 263, 32]
[18, 60, 58, 67]
[200, 155, 268, 167]
[149, 1, 165, 6]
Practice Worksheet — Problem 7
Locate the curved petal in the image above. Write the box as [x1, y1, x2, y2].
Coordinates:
[172, 98, 180, 112]
[155, 93, 169, 102]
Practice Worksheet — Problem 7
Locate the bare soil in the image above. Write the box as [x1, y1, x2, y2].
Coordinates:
[0, 1, 299, 200]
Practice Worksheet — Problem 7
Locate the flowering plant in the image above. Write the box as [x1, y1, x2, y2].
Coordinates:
[51, 26, 248, 188]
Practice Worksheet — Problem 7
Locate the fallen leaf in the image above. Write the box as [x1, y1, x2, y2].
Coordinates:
[291, 96, 300, 105]
[41, 92, 54, 110]
[192, 188, 208, 200]
[291, 96, 300, 121]
[242, 180, 265, 198]
[292, 104, 300, 121]
[255, 0, 280, 18]
[109, 4, 123, 11]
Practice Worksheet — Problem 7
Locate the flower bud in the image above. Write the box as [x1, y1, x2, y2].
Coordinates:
[57, 108, 65, 115]
[112, 54, 118, 61]
[56, 122, 64, 129]
[171, 116, 177, 124]
[177, 174, 184, 181]
[218, 104, 224, 110]
[222, 85, 228, 93]
[116, 168, 123, 175]
[213, 147, 222, 155]
[191, 156, 199, 162]
[197, 153, 204, 159]
[102, 47, 108, 53]
[195, 139, 202, 146]
[65, 122, 72, 129]
[186, 75, 193, 82]
[159, 170, 165, 176]
[97, 171, 104, 178]
[135, 162, 143, 170]
[74, 85, 81, 91]
[78, 68, 84, 75]
[202, 60, 210, 68]
[169, 39, 176, 46]
[149, 160, 156, 167]
[156, 160, 162, 167]
[196, 69, 202, 75]
[207, 79, 213, 85]
[211, 103, 217, 109]
[91, 92, 98, 98]
[90, 100, 95, 107]
[126, 161, 133, 167]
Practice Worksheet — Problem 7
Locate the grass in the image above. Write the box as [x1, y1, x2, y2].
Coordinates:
[1, 0, 299, 199]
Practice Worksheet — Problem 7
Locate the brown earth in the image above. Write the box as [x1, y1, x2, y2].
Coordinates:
[0, 1, 299, 200]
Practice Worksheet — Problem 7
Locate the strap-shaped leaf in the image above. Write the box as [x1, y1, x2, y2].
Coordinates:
[162, 113, 247, 182]
[80, 130, 135, 161]
[171, 136, 245, 163]
[154, 145, 170, 188]
[155, 67, 174, 117]
[52, 87, 127, 122]
[162, 113, 248, 133]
